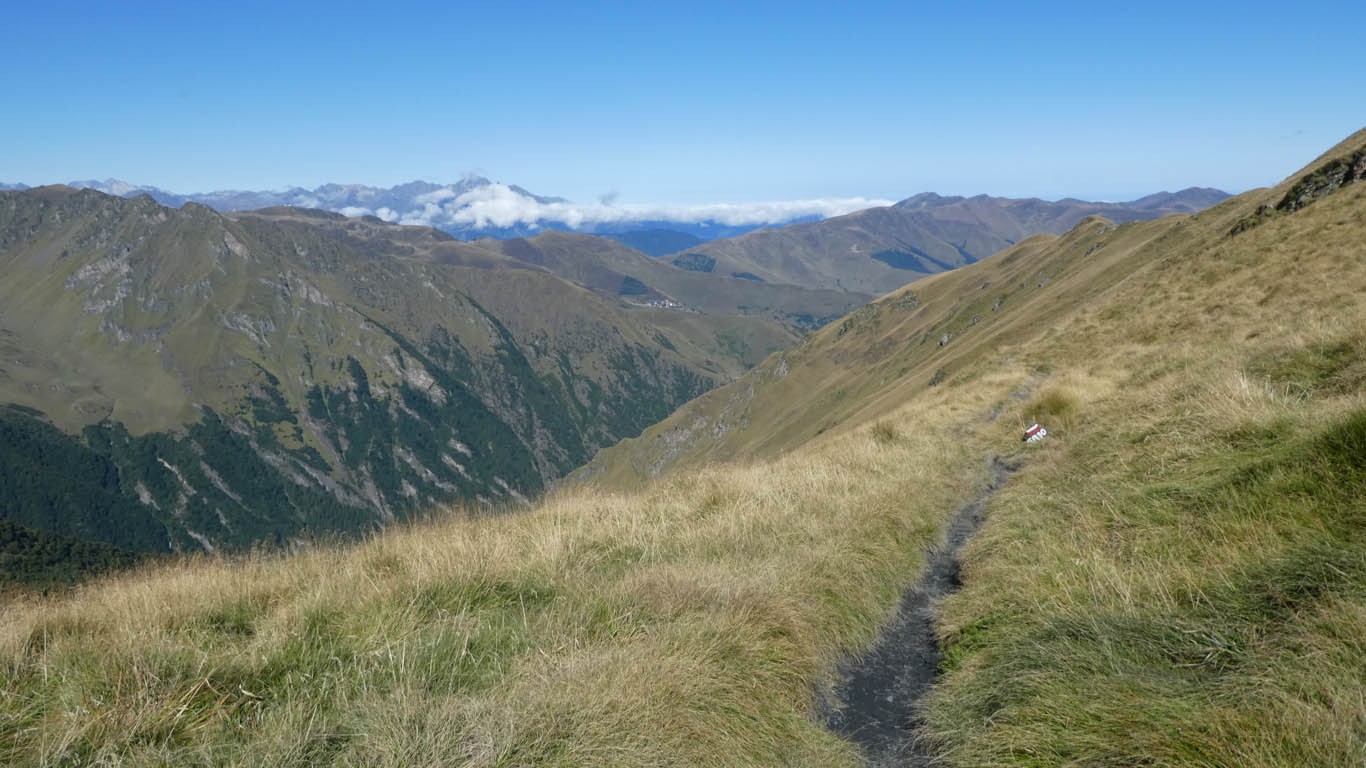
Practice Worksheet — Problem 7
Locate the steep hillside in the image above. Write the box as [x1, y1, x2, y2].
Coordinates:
[0, 131, 1359, 767]
[580, 129, 1366, 763]
[476, 231, 867, 329]
[235, 210, 828, 373]
[664, 187, 1228, 295]
[0, 188, 788, 566]
[600, 228, 704, 256]
[580, 213, 1183, 481]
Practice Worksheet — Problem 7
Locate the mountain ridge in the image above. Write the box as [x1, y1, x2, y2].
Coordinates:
[8, 178, 860, 242]
[0, 185, 808, 564]
[659, 187, 1231, 294]
[1, 178, 1227, 253]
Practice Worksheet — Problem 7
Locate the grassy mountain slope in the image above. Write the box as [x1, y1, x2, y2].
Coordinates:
[580, 208, 1202, 482]
[0, 131, 1360, 766]
[664, 187, 1229, 295]
[600, 228, 705, 257]
[0, 189, 784, 564]
[241, 212, 858, 368]
[586, 129, 1366, 763]
[0, 388, 994, 766]
[478, 231, 867, 328]
[916, 131, 1366, 766]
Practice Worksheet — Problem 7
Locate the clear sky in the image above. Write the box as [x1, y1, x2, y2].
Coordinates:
[4, 1, 1363, 204]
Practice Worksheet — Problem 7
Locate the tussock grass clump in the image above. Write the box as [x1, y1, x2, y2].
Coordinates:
[1021, 371, 1111, 433]
[870, 420, 899, 445]
[1024, 386, 1080, 431]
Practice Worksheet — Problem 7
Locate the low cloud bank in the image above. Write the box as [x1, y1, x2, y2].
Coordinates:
[348, 183, 892, 230]
[57, 177, 894, 233]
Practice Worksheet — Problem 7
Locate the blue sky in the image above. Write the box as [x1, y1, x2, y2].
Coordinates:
[4, 1, 1363, 203]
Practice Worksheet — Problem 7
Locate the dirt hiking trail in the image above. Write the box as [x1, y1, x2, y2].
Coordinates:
[822, 456, 1015, 767]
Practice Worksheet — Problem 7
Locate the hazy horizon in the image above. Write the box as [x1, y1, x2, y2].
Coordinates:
[4, 1, 1363, 205]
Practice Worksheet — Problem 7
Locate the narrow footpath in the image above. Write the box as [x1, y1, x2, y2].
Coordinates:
[823, 456, 1014, 767]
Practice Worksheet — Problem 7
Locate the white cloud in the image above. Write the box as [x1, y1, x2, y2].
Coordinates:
[330, 181, 892, 231]
[338, 206, 372, 218]
[443, 183, 892, 230]
[414, 188, 458, 205]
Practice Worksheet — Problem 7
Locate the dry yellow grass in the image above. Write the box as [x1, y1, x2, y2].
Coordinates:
[0, 374, 1017, 766]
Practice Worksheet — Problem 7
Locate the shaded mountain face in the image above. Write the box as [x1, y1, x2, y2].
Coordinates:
[663, 188, 1231, 295]
[601, 229, 705, 257]
[0, 187, 801, 562]
[472, 231, 868, 330]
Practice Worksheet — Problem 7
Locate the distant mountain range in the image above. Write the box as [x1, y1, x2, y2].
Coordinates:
[661, 188, 1231, 294]
[600, 228, 706, 256]
[2, 177, 881, 243]
[2, 178, 1229, 287]
[0, 178, 1230, 283]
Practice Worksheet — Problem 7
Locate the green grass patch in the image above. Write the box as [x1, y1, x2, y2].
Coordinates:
[926, 407, 1366, 767]
[1246, 335, 1366, 397]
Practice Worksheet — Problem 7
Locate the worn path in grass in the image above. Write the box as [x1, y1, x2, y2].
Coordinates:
[823, 456, 1014, 767]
